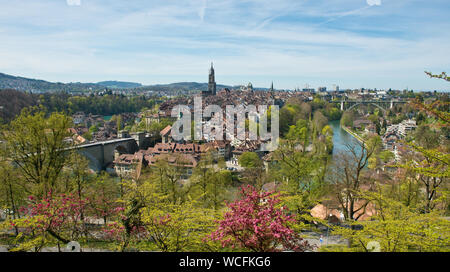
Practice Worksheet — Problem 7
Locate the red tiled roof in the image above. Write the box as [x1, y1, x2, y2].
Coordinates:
[160, 125, 172, 136]
[146, 153, 199, 168]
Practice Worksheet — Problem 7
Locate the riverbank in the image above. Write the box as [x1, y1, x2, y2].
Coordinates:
[340, 125, 368, 148]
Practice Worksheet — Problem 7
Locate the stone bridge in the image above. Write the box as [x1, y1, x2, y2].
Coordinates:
[72, 138, 138, 172]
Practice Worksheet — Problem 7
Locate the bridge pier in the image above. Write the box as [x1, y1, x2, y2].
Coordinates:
[390, 100, 394, 109]
[341, 101, 344, 111]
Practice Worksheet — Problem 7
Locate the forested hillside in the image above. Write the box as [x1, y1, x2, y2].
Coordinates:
[0, 89, 157, 122]
[0, 89, 37, 122]
[0, 73, 103, 93]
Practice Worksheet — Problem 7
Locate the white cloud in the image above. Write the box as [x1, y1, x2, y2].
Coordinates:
[0, 0, 448, 90]
[367, 0, 381, 6]
[66, 0, 81, 6]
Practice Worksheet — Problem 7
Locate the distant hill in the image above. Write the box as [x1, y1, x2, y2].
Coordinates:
[0, 72, 105, 93]
[97, 81, 142, 89]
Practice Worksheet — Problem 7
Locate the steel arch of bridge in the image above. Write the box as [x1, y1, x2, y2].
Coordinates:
[346, 102, 388, 112]
[333, 99, 408, 112]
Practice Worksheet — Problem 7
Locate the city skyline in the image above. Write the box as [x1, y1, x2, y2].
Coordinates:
[0, 0, 449, 91]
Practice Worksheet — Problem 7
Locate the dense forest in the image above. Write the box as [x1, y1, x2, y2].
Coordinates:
[0, 89, 38, 123]
[0, 89, 157, 122]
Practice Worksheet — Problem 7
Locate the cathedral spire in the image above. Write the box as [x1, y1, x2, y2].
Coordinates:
[206, 62, 216, 96]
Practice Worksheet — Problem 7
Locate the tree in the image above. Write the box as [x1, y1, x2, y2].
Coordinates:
[385, 168, 421, 209]
[397, 96, 449, 213]
[312, 110, 328, 132]
[103, 179, 218, 252]
[286, 119, 309, 149]
[238, 152, 267, 190]
[341, 111, 354, 127]
[0, 107, 73, 198]
[329, 138, 379, 221]
[299, 102, 312, 120]
[191, 153, 215, 208]
[0, 161, 26, 235]
[87, 173, 120, 225]
[190, 155, 231, 210]
[332, 190, 450, 252]
[238, 152, 262, 168]
[321, 125, 334, 153]
[368, 114, 378, 123]
[2, 193, 87, 252]
[210, 185, 313, 252]
[323, 105, 342, 121]
[139, 198, 217, 252]
[105, 179, 145, 251]
[67, 152, 91, 203]
[150, 155, 192, 205]
[279, 106, 296, 136]
[209, 170, 232, 211]
[271, 131, 331, 222]
[414, 124, 440, 149]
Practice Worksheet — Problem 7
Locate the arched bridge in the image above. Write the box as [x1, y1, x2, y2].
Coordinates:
[71, 138, 138, 172]
[332, 99, 409, 112]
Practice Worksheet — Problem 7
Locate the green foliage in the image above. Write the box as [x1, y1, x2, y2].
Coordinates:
[42, 93, 157, 116]
[425, 71, 450, 82]
[379, 150, 394, 163]
[87, 173, 121, 224]
[238, 152, 263, 168]
[0, 161, 27, 225]
[312, 111, 328, 132]
[139, 197, 218, 252]
[332, 191, 450, 252]
[104, 177, 220, 252]
[414, 124, 440, 149]
[279, 100, 336, 136]
[396, 99, 449, 213]
[82, 132, 92, 141]
[89, 124, 98, 133]
[340, 111, 354, 127]
[319, 244, 360, 252]
[190, 155, 232, 210]
[323, 105, 342, 121]
[0, 107, 73, 197]
[286, 119, 309, 143]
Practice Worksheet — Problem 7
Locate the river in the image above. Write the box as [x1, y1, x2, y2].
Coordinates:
[328, 120, 362, 159]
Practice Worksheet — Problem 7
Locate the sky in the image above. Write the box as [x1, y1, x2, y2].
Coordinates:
[0, 0, 449, 91]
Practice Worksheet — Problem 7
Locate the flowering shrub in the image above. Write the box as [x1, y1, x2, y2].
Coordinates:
[210, 185, 312, 252]
[5, 193, 87, 251]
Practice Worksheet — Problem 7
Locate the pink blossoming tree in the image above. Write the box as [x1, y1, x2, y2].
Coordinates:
[210, 185, 313, 252]
[3, 193, 88, 251]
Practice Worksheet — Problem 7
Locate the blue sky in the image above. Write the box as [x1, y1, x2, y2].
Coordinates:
[0, 0, 449, 90]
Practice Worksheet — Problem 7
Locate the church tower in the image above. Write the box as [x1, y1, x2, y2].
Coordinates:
[208, 62, 216, 95]
[269, 81, 275, 104]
